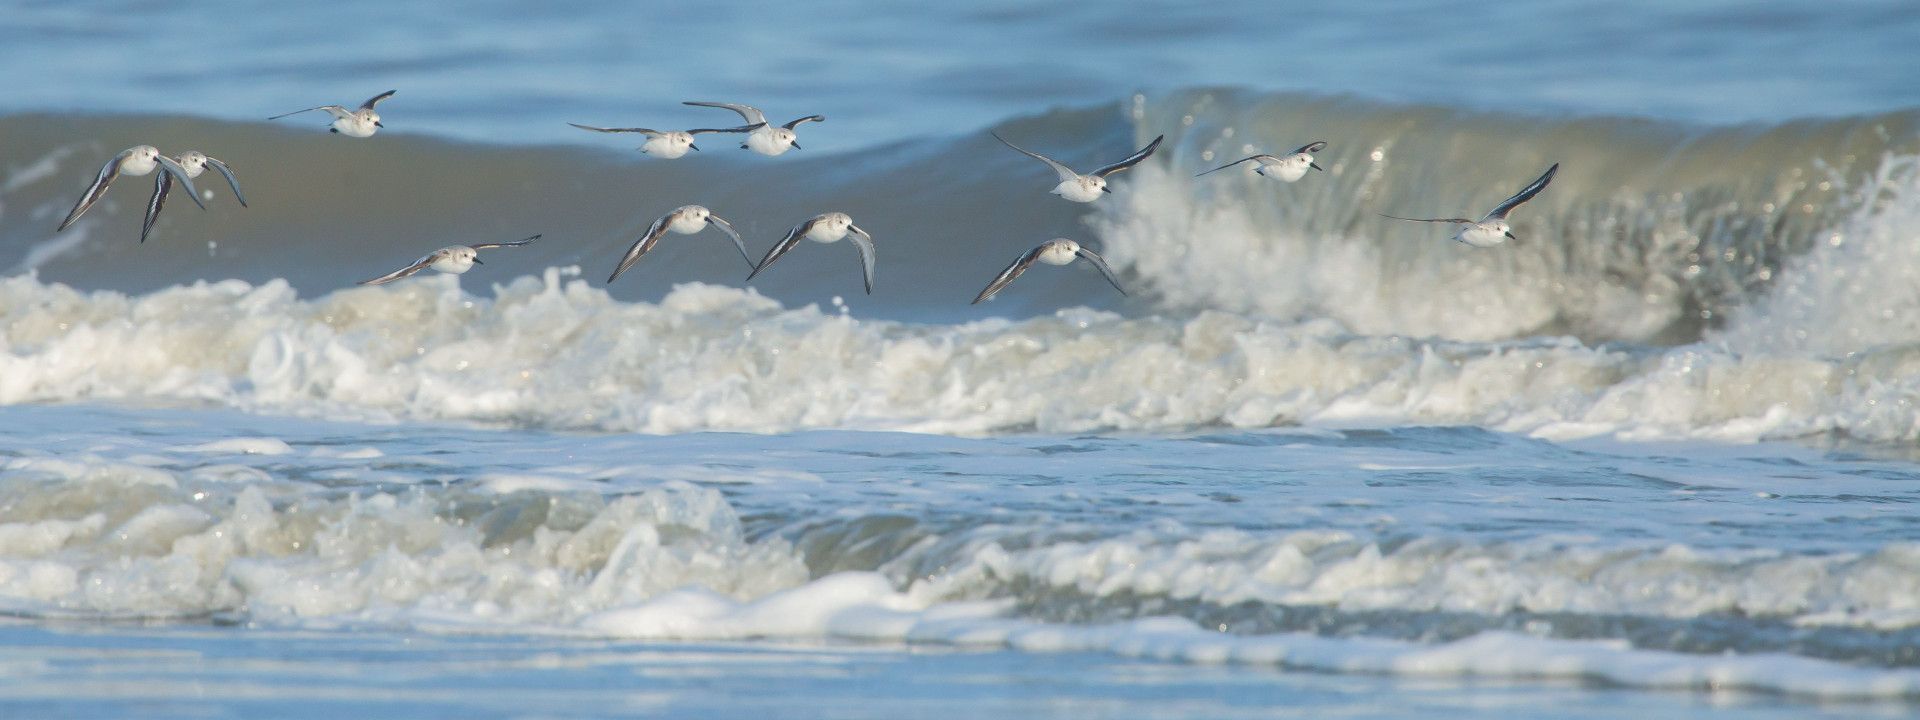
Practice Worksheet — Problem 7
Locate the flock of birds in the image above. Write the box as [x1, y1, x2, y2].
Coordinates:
[50, 90, 1561, 304]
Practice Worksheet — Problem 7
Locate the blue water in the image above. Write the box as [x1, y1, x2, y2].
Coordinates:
[4, 1, 1920, 717]
[5, 0, 1917, 146]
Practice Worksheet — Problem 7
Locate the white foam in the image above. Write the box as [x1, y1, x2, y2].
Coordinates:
[474, 473, 603, 495]
[5, 456, 178, 488]
[0, 515, 107, 556]
[6, 262, 1920, 442]
[181, 438, 295, 455]
[4, 450, 1917, 699]
[582, 570, 1920, 700]
[0, 561, 80, 604]
[582, 572, 996, 640]
[307, 447, 384, 459]
[0, 456, 811, 623]
[6, 450, 1915, 630]
[107, 504, 215, 555]
[1717, 154, 1920, 355]
[1090, 159, 1680, 344]
[903, 529, 1920, 626]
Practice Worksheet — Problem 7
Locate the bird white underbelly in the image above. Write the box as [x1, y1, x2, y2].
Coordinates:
[1053, 180, 1101, 203]
[1456, 223, 1507, 247]
[122, 155, 160, 176]
[432, 255, 476, 274]
[333, 117, 377, 137]
[1263, 162, 1309, 182]
[1038, 244, 1078, 265]
[644, 137, 688, 158]
[745, 129, 790, 156]
[668, 215, 707, 234]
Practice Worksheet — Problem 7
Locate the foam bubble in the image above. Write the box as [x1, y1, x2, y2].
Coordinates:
[1717, 154, 1920, 354]
[585, 570, 1920, 700]
[8, 271, 1920, 442]
[181, 438, 295, 455]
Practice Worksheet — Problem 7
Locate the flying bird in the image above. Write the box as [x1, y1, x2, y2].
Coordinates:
[1381, 163, 1560, 247]
[140, 151, 248, 244]
[973, 238, 1126, 304]
[607, 205, 752, 283]
[992, 131, 1163, 202]
[269, 90, 396, 137]
[568, 122, 764, 159]
[358, 234, 540, 285]
[746, 212, 875, 294]
[56, 145, 205, 234]
[682, 101, 823, 156]
[1196, 141, 1328, 182]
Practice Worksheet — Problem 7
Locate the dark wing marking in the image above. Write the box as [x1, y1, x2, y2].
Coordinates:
[139, 157, 211, 242]
[56, 151, 129, 232]
[1485, 163, 1559, 220]
[1074, 247, 1128, 297]
[360, 90, 398, 111]
[469, 233, 540, 250]
[201, 155, 248, 207]
[152, 156, 206, 210]
[140, 171, 172, 244]
[1379, 213, 1475, 224]
[1090, 135, 1163, 178]
[359, 251, 439, 285]
[846, 224, 875, 294]
[1195, 155, 1272, 178]
[1292, 140, 1328, 155]
[682, 101, 766, 126]
[972, 244, 1047, 304]
[991, 131, 1079, 182]
[704, 213, 755, 268]
[781, 115, 825, 130]
[609, 213, 674, 283]
[746, 217, 818, 281]
[570, 123, 664, 137]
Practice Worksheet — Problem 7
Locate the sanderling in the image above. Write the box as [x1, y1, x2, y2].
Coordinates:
[746, 212, 874, 294]
[1196, 141, 1328, 182]
[992, 131, 1163, 202]
[568, 122, 765, 159]
[682, 101, 823, 156]
[972, 238, 1126, 304]
[269, 90, 396, 137]
[607, 205, 753, 283]
[1381, 163, 1559, 247]
[358, 234, 539, 285]
[140, 151, 248, 244]
[56, 146, 205, 233]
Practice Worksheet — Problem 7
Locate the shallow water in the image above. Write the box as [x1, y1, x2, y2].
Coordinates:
[9, 622, 1912, 720]
[2, 403, 1917, 715]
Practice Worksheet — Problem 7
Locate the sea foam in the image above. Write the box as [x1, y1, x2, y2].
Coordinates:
[5, 267, 1920, 442]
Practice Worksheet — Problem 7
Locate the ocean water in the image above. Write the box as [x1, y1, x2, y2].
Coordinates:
[3, 1, 1920, 717]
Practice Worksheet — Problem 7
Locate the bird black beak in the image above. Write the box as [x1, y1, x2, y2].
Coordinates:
[1504, 231, 1517, 241]
[1103, 187, 1112, 193]
[374, 121, 384, 128]
[473, 258, 484, 265]
[1311, 162, 1325, 171]
[790, 141, 802, 150]
[690, 144, 700, 151]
